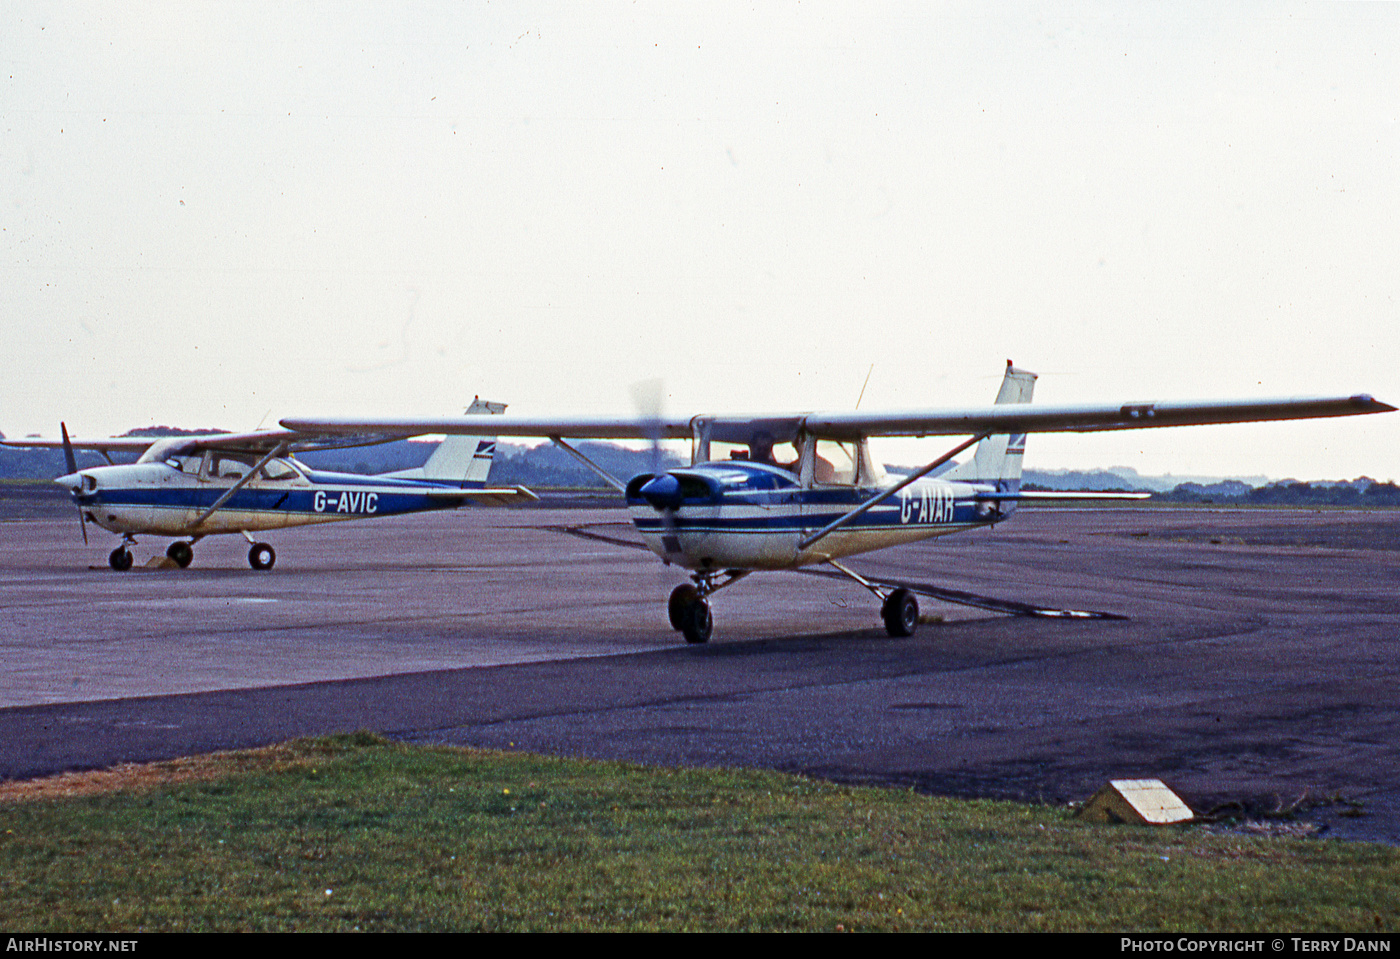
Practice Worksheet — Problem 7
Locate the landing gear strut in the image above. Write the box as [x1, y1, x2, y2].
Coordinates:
[666, 570, 750, 644]
[829, 560, 922, 638]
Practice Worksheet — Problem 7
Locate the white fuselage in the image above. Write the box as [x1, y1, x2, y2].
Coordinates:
[60, 457, 476, 538]
[626, 461, 1002, 571]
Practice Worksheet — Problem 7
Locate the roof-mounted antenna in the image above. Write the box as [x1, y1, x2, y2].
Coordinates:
[855, 364, 874, 410]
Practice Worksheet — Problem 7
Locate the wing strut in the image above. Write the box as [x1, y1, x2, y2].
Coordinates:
[187, 443, 287, 531]
[797, 433, 988, 552]
[549, 437, 627, 493]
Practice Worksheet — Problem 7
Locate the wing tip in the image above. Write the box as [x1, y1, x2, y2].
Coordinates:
[1356, 394, 1397, 414]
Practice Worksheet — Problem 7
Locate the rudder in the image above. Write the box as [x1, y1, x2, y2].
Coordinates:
[381, 396, 506, 486]
[943, 361, 1037, 487]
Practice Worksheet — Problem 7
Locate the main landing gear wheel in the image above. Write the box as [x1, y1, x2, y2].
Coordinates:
[882, 588, 919, 638]
[248, 543, 276, 571]
[668, 584, 700, 630]
[680, 598, 713, 644]
[108, 547, 133, 572]
[166, 541, 194, 568]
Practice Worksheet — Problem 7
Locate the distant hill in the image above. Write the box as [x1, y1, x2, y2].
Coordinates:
[1022, 468, 1152, 492]
[490, 442, 685, 488]
[295, 439, 438, 475]
[121, 426, 231, 437]
[302, 439, 685, 487]
[1022, 466, 1272, 493]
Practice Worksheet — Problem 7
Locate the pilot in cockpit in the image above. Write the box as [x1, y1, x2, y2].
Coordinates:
[742, 432, 800, 475]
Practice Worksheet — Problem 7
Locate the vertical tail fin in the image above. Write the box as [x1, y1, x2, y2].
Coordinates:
[383, 396, 507, 486]
[943, 361, 1037, 487]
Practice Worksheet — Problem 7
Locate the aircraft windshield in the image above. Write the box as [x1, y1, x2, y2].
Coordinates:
[206, 453, 253, 480]
[137, 437, 200, 464]
[710, 438, 799, 475]
[688, 417, 878, 487]
[164, 455, 203, 473]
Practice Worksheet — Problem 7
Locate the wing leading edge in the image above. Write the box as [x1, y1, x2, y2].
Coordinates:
[280, 394, 1394, 441]
[3, 429, 436, 458]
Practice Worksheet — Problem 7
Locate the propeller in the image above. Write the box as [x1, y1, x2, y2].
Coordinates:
[630, 379, 681, 548]
[630, 379, 666, 475]
[60, 422, 88, 544]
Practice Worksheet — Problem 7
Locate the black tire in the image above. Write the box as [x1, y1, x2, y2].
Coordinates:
[248, 543, 276, 571]
[882, 588, 919, 638]
[681, 599, 712, 644]
[668, 584, 700, 630]
[108, 547, 133, 572]
[166, 541, 194, 568]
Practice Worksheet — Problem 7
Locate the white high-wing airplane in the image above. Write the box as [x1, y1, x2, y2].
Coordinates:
[5, 399, 536, 571]
[285, 363, 1393, 644]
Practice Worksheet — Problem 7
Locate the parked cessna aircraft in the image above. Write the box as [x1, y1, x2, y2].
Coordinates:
[284, 364, 1394, 643]
[5, 399, 536, 571]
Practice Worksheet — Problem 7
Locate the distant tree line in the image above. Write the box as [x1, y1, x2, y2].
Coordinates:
[1152, 479, 1400, 507]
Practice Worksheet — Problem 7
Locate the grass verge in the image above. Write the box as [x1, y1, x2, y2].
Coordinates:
[1, 733, 1396, 932]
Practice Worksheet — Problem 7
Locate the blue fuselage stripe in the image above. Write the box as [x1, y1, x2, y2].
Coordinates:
[79, 468, 489, 518]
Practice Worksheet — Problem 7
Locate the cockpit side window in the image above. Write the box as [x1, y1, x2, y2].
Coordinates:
[205, 453, 254, 480]
[815, 440, 858, 485]
[800, 437, 860, 487]
[260, 458, 300, 481]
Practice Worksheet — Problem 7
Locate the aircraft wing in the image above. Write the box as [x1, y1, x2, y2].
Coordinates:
[279, 415, 695, 440]
[1, 435, 155, 454]
[3, 428, 429, 457]
[282, 394, 1393, 441]
[802, 394, 1395, 439]
[184, 429, 417, 454]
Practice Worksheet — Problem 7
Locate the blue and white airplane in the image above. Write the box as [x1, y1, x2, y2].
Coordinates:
[285, 365, 1394, 643]
[6, 398, 536, 571]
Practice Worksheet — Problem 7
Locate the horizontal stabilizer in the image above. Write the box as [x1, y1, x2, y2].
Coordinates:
[972, 490, 1151, 501]
[422, 485, 539, 506]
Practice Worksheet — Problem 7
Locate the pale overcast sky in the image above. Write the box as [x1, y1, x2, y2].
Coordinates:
[4, 2, 1397, 480]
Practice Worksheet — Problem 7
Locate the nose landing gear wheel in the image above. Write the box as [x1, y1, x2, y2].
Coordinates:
[108, 547, 133, 571]
[248, 543, 276, 571]
[680, 598, 712, 644]
[166, 541, 194, 568]
[668, 584, 700, 630]
[881, 588, 919, 638]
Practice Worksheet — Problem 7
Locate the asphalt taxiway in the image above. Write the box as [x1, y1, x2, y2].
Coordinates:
[3, 489, 1399, 843]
